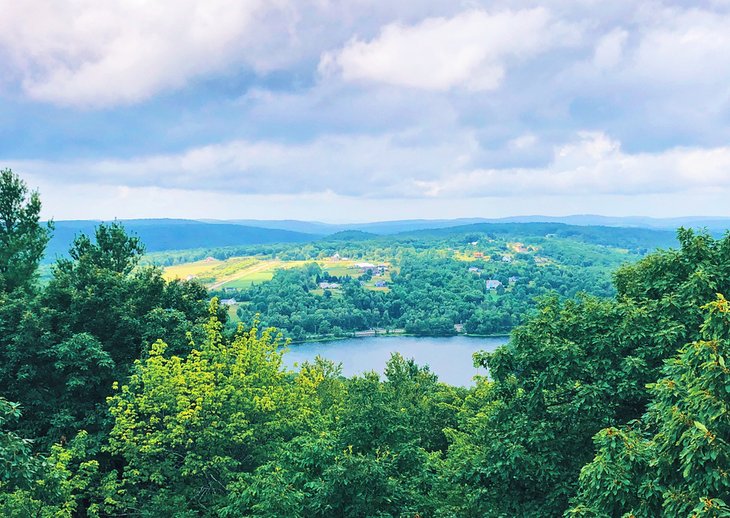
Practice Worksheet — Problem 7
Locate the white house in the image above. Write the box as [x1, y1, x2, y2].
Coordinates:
[485, 279, 503, 290]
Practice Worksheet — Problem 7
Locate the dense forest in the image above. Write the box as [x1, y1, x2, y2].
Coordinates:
[1, 168, 729, 516]
[196, 220, 658, 340]
[228, 251, 617, 339]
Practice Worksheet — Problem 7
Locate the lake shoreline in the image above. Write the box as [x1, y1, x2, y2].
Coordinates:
[287, 331, 511, 346]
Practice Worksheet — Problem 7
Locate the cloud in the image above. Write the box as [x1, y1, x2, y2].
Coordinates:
[0, 0, 299, 107]
[3, 1, 730, 222]
[626, 7, 730, 91]
[558, 6, 730, 122]
[592, 28, 627, 70]
[319, 8, 577, 91]
[414, 132, 730, 197]
[10, 132, 730, 203]
[0, 0, 468, 107]
[9, 131, 477, 197]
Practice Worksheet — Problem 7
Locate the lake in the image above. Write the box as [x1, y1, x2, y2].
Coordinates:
[283, 335, 510, 386]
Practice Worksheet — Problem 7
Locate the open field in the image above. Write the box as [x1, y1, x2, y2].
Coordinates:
[453, 251, 492, 262]
[163, 256, 258, 284]
[163, 256, 390, 290]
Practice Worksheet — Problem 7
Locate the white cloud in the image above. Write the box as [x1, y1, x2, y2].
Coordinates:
[319, 8, 577, 91]
[9, 131, 478, 196]
[631, 8, 730, 82]
[414, 132, 730, 197]
[4, 0, 730, 223]
[592, 28, 627, 70]
[0, 0, 299, 107]
[507, 134, 538, 150]
[10, 131, 730, 203]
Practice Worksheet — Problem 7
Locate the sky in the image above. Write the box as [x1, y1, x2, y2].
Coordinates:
[2, 0, 730, 222]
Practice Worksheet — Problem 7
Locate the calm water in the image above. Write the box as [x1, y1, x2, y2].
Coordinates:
[283, 335, 509, 386]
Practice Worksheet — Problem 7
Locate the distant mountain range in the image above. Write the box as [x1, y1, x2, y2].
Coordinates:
[205, 215, 730, 235]
[42, 215, 729, 262]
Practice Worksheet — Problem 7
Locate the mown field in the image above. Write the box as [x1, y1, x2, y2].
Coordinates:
[163, 256, 392, 291]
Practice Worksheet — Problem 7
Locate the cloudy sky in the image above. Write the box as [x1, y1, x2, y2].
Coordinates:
[2, 0, 730, 221]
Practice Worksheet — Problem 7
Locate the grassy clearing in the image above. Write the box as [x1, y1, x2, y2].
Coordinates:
[163, 257, 225, 280]
[163, 257, 386, 290]
[453, 251, 492, 262]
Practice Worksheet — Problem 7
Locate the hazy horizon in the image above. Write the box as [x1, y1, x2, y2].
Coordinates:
[41, 213, 730, 227]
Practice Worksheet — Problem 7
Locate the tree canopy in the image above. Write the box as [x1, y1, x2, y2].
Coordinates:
[0, 169, 53, 293]
[0, 170, 728, 517]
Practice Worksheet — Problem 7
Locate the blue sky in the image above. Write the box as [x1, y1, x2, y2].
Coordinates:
[2, 0, 730, 221]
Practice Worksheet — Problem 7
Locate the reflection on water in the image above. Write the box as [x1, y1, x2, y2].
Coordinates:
[283, 335, 509, 386]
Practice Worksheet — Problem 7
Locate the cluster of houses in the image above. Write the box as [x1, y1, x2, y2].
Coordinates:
[353, 262, 389, 275]
[316, 257, 390, 291]
[470, 252, 513, 262]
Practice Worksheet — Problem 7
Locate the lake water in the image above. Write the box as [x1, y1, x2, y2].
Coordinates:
[283, 335, 509, 386]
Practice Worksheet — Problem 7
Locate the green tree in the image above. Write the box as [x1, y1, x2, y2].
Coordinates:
[229, 354, 462, 517]
[0, 398, 37, 491]
[0, 169, 53, 293]
[440, 230, 730, 517]
[1, 222, 211, 446]
[569, 295, 730, 517]
[105, 301, 301, 515]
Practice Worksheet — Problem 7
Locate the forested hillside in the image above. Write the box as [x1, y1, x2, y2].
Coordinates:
[1, 169, 728, 516]
[45, 220, 315, 261]
[196, 223, 664, 340]
[48, 218, 678, 263]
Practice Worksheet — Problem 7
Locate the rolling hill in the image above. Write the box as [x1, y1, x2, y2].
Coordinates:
[44, 219, 316, 262]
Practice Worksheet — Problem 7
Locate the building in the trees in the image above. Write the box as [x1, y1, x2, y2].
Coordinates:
[485, 279, 503, 290]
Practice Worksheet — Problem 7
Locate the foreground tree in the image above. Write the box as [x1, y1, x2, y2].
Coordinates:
[569, 294, 730, 517]
[0, 169, 53, 293]
[227, 354, 464, 517]
[0, 398, 37, 492]
[440, 229, 730, 517]
[1, 221, 211, 446]
[103, 301, 303, 515]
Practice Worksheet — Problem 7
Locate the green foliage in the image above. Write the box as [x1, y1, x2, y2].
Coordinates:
[0, 222, 211, 446]
[0, 430, 111, 517]
[0, 398, 37, 491]
[440, 229, 730, 517]
[235, 246, 619, 341]
[225, 354, 462, 517]
[569, 294, 730, 517]
[63, 220, 144, 274]
[105, 300, 302, 515]
[3, 172, 729, 518]
[0, 169, 53, 293]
